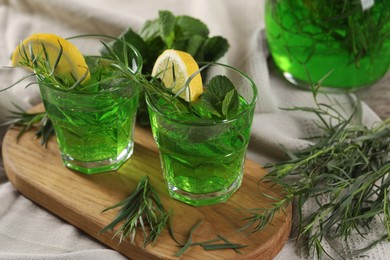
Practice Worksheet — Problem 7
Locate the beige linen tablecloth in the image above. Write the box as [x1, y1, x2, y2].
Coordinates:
[0, 0, 388, 259]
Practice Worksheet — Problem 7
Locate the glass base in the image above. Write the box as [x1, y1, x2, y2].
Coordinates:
[167, 174, 243, 206]
[61, 142, 134, 174]
[281, 71, 370, 93]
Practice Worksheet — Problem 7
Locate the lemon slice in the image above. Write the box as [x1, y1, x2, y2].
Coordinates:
[152, 49, 203, 102]
[11, 33, 90, 84]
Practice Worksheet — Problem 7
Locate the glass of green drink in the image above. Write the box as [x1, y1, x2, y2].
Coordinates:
[39, 49, 142, 174]
[146, 63, 257, 206]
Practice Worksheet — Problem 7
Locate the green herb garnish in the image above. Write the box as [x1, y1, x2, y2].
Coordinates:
[267, 0, 390, 67]
[200, 75, 239, 119]
[170, 219, 247, 257]
[1, 104, 54, 146]
[142, 60, 244, 122]
[2, 9, 231, 133]
[101, 178, 248, 256]
[109, 10, 229, 125]
[174, 219, 203, 257]
[138, 10, 229, 71]
[240, 94, 390, 259]
[100, 175, 169, 246]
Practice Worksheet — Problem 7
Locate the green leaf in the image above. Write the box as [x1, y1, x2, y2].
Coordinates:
[200, 75, 239, 119]
[175, 15, 209, 39]
[100, 176, 169, 246]
[1, 107, 55, 147]
[175, 219, 203, 257]
[241, 91, 390, 258]
[139, 19, 160, 42]
[158, 10, 176, 48]
[106, 28, 150, 65]
[201, 92, 223, 117]
[142, 36, 165, 73]
[185, 35, 205, 57]
[138, 10, 228, 75]
[201, 243, 248, 250]
[208, 75, 235, 100]
[199, 36, 229, 62]
[222, 89, 239, 118]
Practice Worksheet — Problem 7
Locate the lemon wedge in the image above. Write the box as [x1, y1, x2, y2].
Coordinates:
[152, 49, 203, 102]
[11, 33, 90, 84]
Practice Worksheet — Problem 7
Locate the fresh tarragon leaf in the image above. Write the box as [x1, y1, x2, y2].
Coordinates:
[200, 75, 239, 119]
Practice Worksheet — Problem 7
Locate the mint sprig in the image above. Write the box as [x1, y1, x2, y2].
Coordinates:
[114, 10, 229, 75]
[200, 75, 239, 119]
[106, 10, 229, 126]
[107, 10, 230, 74]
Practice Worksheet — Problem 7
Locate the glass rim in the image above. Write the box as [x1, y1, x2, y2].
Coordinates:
[38, 38, 143, 96]
[39, 79, 141, 97]
[146, 62, 258, 126]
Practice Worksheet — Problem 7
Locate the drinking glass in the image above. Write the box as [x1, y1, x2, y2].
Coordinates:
[146, 63, 257, 206]
[39, 49, 142, 174]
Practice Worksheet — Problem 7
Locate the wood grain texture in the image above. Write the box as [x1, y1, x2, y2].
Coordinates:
[2, 105, 292, 260]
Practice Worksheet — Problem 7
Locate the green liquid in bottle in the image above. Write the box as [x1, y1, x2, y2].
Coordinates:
[265, 0, 390, 90]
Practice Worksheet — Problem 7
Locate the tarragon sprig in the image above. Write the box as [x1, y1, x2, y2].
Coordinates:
[100, 175, 169, 246]
[240, 95, 390, 259]
[101, 176, 248, 256]
[1, 104, 54, 146]
[170, 219, 247, 257]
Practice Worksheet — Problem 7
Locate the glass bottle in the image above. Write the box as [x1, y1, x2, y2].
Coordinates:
[265, 0, 390, 91]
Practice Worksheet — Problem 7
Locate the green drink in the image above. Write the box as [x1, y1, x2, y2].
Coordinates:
[7, 33, 143, 174]
[147, 63, 257, 206]
[33, 36, 143, 174]
[265, 0, 390, 90]
[40, 81, 140, 174]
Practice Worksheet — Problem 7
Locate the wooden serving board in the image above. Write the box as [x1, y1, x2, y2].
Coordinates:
[2, 105, 292, 260]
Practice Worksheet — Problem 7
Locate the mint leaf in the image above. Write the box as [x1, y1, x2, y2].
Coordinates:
[104, 28, 148, 62]
[197, 36, 229, 62]
[139, 19, 160, 42]
[175, 15, 209, 39]
[158, 10, 175, 48]
[107, 28, 158, 73]
[200, 75, 239, 119]
[107, 10, 231, 125]
[201, 92, 223, 117]
[208, 75, 235, 100]
[173, 15, 209, 58]
[186, 35, 205, 57]
[222, 89, 239, 118]
[138, 10, 229, 73]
